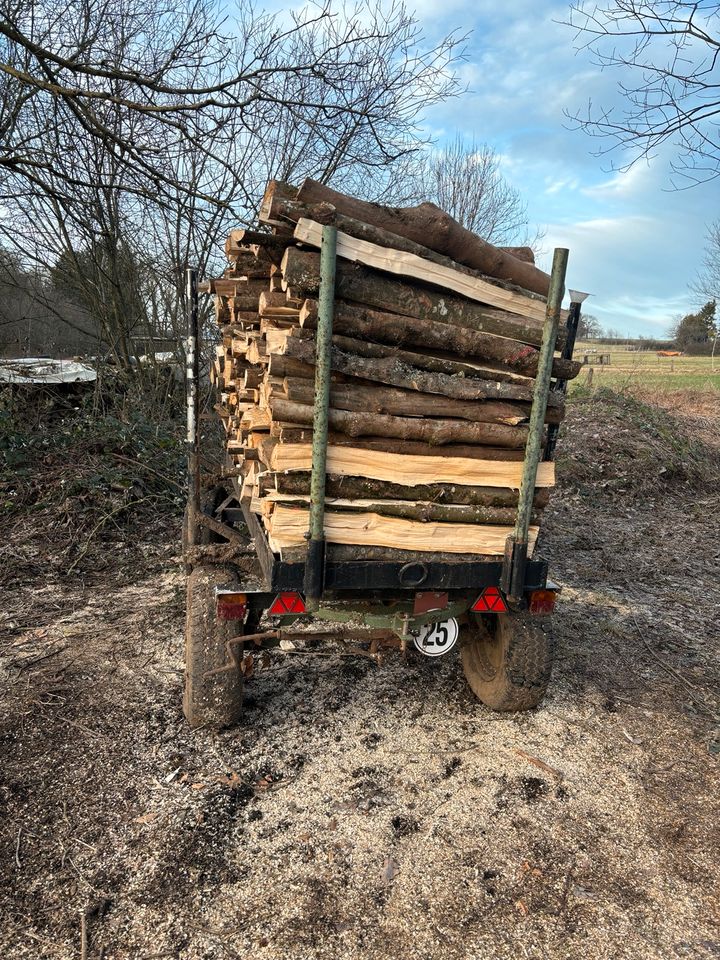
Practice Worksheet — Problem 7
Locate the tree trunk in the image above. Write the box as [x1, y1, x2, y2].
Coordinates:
[294, 178, 551, 296]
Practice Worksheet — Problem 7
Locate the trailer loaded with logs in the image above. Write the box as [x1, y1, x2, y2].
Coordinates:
[182, 178, 584, 729]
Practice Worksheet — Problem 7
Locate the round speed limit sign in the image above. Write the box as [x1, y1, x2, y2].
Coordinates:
[413, 618, 459, 657]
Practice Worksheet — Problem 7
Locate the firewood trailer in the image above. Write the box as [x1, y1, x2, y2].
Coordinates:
[182, 213, 582, 730]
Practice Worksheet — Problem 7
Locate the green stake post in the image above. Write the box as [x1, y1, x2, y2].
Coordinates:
[303, 225, 338, 609]
[502, 247, 569, 602]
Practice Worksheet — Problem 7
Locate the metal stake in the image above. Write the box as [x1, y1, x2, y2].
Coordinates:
[185, 267, 201, 547]
[304, 225, 338, 609]
[502, 248, 569, 602]
[544, 298, 582, 461]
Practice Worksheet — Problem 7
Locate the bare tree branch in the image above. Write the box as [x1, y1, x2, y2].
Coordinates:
[399, 135, 542, 249]
[564, 1, 720, 185]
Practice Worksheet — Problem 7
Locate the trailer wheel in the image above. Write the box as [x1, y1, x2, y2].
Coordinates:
[461, 612, 554, 711]
[183, 565, 244, 729]
[182, 485, 228, 552]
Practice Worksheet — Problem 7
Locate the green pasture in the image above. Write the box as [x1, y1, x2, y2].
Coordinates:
[569, 342, 720, 393]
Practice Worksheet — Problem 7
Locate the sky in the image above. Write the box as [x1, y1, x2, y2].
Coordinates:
[258, 0, 718, 336]
[413, 0, 719, 336]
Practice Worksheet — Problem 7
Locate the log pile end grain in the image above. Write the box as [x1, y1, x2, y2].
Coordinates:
[206, 180, 581, 559]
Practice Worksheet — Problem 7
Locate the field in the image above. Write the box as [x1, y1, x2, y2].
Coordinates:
[1, 385, 719, 960]
[572, 341, 720, 393]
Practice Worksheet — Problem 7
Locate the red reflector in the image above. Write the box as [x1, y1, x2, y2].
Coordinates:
[216, 592, 247, 621]
[528, 589, 557, 615]
[471, 586, 509, 613]
[268, 592, 306, 616]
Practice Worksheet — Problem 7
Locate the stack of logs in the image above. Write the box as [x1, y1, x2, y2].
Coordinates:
[204, 179, 580, 560]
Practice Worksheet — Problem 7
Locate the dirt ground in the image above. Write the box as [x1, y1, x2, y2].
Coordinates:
[1, 389, 719, 960]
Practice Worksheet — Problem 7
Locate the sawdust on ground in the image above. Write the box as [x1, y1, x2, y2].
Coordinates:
[1, 390, 719, 960]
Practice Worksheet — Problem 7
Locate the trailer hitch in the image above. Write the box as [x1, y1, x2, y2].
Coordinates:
[204, 626, 402, 678]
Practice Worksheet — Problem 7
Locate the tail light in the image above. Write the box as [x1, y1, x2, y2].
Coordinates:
[528, 589, 557, 615]
[471, 586, 509, 613]
[216, 591, 247, 620]
[268, 592, 307, 616]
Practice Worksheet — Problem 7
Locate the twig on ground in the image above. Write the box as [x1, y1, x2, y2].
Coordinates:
[513, 748, 565, 781]
[631, 614, 720, 723]
[12, 644, 70, 672]
[67, 496, 158, 573]
[80, 911, 88, 960]
[15, 826, 22, 868]
[110, 453, 183, 491]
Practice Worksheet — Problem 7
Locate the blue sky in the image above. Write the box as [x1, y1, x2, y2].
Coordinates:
[414, 0, 718, 336]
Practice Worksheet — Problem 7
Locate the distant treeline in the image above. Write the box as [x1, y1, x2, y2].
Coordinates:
[579, 336, 674, 351]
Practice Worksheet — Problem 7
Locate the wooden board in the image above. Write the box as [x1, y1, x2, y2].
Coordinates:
[267, 504, 539, 555]
[268, 444, 555, 489]
[294, 219, 549, 325]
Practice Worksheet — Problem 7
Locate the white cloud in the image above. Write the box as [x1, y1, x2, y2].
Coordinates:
[582, 162, 654, 199]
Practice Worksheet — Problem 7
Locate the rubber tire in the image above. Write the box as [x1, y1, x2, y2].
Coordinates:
[181, 485, 229, 551]
[183, 565, 244, 729]
[460, 612, 554, 711]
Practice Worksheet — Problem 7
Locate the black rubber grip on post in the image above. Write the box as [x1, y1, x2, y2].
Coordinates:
[303, 537, 326, 604]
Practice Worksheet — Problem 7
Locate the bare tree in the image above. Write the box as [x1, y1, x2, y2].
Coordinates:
[566, 2, 720, 184]
[0, 0, 464, 213]
[692, 219, 720, 302]
[0, 0, 466, 370]
[577, 312, 603, 339]
[403, 136, 542, 249]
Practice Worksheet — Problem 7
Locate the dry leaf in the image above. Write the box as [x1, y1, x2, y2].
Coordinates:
[241, 654, 254, 678]
[133, 812, 158, 824]
[217, 772, 242, 788]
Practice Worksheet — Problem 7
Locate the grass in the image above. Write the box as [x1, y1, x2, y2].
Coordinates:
[570, 341, 720, 393]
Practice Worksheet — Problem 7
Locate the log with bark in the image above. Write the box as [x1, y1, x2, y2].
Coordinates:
[259, 492, 538, 526]
[294, 218, 552, 326]
[278, 335, 569, 405]
[269, 431, 528, 461]
[262, 178, 551, 295]
[259, 471, 551, 508]
[268, 397, 529, 448]
[282, 247, 555, 345]
[203, 175, 583, 564]
[299, 299, 576, 382]
[261, 197, 540, 281]
[279, 376, 564, 425]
